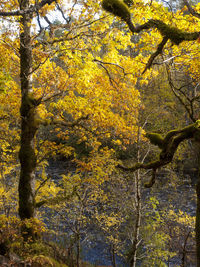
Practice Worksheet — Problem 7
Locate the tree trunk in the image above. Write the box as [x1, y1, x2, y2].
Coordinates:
[129, 169, 141, 267]
[196, 174, 200, 266]
[129, 128, 142, 267]
[18, 0, 37, 220]
[193, 140, 200, 266]
[76, 228, 80, 267]
[110, 244, 117, 267]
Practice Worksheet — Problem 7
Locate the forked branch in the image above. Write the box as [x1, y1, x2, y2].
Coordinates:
[102, 0, 200, 72]
[118, 121, 200, 187]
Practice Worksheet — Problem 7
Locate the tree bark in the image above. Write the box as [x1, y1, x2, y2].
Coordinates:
[196, 145, 200, 267]
[18, 0, 37, 220]
[129, 128, 142, 267]
[196, 182, 200, 266]
[129, 169, 141, 267]
[110, 244, 117, 267]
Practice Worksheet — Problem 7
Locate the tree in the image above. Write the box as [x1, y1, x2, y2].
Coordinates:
[0, 0, 143, 244]
[101, 0, 200, 264]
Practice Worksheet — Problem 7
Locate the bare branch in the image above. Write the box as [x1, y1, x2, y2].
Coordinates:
[35, 174, 51, 196]
[30, 51, 55, 74]
[36, 11, 43, 33]
[55, 0, 70, 23]
[0, 0, 56, 17]
[97, 62, 119, 87]
[165, 64, 197, 122]
[43, 15, 52, 25]
[183, 0, 200, 19]
[59, 114, 90, 127]
[42, 91, 65, 103]
[93, 59, 132, 76]
[142, 36, 169, 74]
[0, 10, 24, 16]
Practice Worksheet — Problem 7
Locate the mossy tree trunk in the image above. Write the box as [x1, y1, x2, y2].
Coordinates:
[18, 0, 37, 221]
[196, 179, 200, 266]
[196, 143, 200, 266]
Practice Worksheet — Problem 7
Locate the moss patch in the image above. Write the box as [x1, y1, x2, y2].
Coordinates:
[102, 0, 130, 22]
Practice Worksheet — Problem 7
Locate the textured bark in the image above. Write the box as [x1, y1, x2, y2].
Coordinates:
[129, 170, 141, 267]
[196, 145, 200, 267]
[196, 178, 200, 266]
[129, 130, 142, 267]
[18, 0, 37, 220]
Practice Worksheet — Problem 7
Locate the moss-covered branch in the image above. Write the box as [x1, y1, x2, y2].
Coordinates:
[134, 19, 199, 44]
[102, 0, 200, 43]
[102, 0, 200, 72]
[118, 121, 200, 186]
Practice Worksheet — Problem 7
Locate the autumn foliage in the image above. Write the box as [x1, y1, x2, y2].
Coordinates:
[0, 0, 200, 266]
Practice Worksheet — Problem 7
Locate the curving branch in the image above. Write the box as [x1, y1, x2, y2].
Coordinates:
[102, 0, 200, 72]
[118, 121, 200, 186]
[142, 36, 168, 74]
[37, 114, 89, 128]
[165, 63, 197, 123]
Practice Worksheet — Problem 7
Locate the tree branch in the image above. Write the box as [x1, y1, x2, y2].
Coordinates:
[183, 0, 200, 19]
[165, 64, 196, 122]
[0, 0, 56, 17]
[133, 19, 200, 44]
[35, 186, 77, 208]
[0, 10, 24, 16]
[142, 36, 168, 74]
[118, 121, 200, 186]
[35, 175, 51, 197]
[41, 114, 90, 127]
[102, 0, 200, 71]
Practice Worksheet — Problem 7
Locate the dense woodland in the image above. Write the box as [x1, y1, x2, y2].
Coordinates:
[0, 0, 200, 266]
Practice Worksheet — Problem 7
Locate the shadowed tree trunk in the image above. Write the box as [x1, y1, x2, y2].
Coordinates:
[195, 143, 200, 267]
[196, 177, 200, 266]
[18, 0, 37, 221]
[110, 244, 117, 267]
